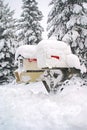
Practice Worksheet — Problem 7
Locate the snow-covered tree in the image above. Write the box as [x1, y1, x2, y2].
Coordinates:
[18, 0, 44, 45]
[47, 0, 87, 67]
[0, 0, 17, 84]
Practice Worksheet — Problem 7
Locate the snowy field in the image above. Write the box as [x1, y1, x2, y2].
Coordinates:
[0, 77, 87, 130]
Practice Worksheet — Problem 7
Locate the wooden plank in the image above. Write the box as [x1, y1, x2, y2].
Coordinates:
[14, 71, 20, 82]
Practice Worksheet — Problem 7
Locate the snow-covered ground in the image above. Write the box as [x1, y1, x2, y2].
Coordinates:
[0, 77, 87, 130]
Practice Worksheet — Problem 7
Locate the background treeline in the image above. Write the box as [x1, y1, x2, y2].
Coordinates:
[0, 0, 87, 84]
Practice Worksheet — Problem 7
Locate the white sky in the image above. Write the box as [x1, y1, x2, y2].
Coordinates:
[4, 0, 51, 31]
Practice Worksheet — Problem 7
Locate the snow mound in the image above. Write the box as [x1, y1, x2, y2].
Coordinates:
[66, 54, 81, 69]
[0, 77, 87, 130]
[15, 45, 37, 60]
[37, 39, 71, 54]
[66, 54, 86, 73]
[37, 39, 72, 68]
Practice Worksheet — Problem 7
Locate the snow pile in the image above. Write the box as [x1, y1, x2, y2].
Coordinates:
[0, 77, 87, 130]
[15, 45, 37, 60]
[66, 54, 86, 73]
[37, 39, 72, 68]
[66, 54, 81, 69]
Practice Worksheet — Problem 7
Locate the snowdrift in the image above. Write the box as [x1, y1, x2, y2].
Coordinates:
[0, 77, 87, 130]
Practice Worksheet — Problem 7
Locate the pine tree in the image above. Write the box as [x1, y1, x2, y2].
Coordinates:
[47, 0, 87, 67]
[0, 0, 17, 84]
[18, 0, 44, 45]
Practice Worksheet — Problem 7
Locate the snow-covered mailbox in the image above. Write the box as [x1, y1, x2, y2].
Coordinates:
[37, 39, 83, 70]
[14, 45, 44, 83]
[14, 39, 86, 87]
[37, 39, 72, 68]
